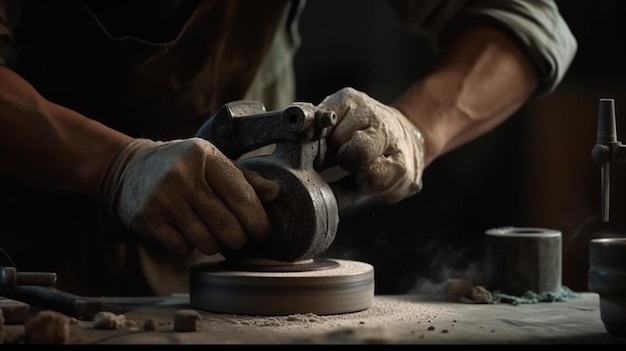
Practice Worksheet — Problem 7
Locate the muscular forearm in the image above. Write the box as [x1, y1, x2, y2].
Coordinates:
[0, 65, 133, 195]
[392, 26, 539, 167]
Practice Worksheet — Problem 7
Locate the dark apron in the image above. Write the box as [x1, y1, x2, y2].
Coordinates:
[0, 0, 290, 296]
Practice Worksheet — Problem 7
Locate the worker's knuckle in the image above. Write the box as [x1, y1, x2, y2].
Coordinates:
[187, 138, 208, 153]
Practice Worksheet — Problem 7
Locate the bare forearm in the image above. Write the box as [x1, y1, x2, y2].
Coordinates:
[393, 26, 539, 167]
[0, 65, 133, 196]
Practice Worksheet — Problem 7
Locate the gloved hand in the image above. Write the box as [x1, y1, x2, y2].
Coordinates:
[318, 87, 425, 204]
[98, 137, 280, 256]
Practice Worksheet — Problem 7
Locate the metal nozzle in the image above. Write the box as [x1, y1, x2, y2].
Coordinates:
[596, 99, 618, 222]
[598, 99, 618, 144]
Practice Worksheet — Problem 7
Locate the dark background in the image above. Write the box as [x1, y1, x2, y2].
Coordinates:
[293, 0, 626, 293]
[1, 0, 620, 295]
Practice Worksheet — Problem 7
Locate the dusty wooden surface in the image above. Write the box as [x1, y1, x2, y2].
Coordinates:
[2, 292, 625, 344]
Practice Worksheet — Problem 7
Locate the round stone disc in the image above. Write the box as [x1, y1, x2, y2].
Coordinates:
[189, 258, 374, 316]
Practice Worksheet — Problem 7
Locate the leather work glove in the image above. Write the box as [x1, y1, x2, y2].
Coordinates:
[318, 87, 425, 204]
[98, 137, 280, 256]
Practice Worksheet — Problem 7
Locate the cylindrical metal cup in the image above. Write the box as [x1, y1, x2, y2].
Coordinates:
[589, 237, 626, 337]
[484, 227, 562, 296]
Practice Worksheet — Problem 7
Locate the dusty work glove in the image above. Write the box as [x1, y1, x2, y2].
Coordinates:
[98, 137, 280, 256]
[318, 87, 425, 204]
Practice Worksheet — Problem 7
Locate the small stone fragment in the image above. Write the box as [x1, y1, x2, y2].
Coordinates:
[0, 308, 4, 343]
[446, 279, 493, 304]
[92, 311, 126, 330]
[469, 286, 493, 304]
[0, 297, 30, 324]
[23, 310, 70, 344]
[445, 279, 474, 302]
[174, 309, 202, 332]
[144, 318, 158, 331]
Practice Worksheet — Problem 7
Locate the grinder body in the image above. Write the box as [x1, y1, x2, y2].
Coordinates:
[196, 100, 338, 262]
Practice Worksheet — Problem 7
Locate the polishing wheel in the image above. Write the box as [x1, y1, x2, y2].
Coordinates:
[189, 258, 375, 316]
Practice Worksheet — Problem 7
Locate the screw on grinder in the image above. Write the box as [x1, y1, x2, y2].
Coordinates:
[191, 100, 375, 315]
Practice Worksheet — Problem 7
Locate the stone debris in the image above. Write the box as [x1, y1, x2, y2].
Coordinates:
[92, 311, 126, 330]
[144, 318, 158, 331]
[0, 297, 30, 324]
[445, 279, 493, 304]
[447, 279, 581, 305]
[468, 286, 493, 304]
[491, 286, 581, 305]
[445, 279, 474, 302]
[174, 309, 202, 332]
[0, 308, 4, 344]
[23, 310, 70, 344]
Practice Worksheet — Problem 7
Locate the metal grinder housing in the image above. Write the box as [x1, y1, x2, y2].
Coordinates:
[196, 100, 339, 263]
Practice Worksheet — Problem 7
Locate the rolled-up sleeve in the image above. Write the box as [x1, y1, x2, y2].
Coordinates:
[386, 0, 578, 96]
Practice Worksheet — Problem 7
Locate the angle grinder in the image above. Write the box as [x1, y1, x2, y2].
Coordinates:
[191, 101, 374, 316]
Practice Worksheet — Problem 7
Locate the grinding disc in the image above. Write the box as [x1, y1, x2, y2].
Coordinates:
[189, 258, 374, 316]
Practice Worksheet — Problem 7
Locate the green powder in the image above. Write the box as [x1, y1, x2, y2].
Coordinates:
[491, 286, 581, 305]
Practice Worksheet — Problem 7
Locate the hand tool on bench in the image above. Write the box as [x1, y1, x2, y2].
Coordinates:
[1, 265, 103, 320]
[190, 100, 375, 316]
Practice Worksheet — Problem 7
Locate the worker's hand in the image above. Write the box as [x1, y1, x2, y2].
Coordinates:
[98, 137, 280, 256]
[318, 87, 425, 204]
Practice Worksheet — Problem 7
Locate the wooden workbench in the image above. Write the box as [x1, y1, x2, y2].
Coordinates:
[2, 292, 624, 344]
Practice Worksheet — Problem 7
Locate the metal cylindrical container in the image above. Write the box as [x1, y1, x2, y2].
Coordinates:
[589, 237, 626, 337]
[484, 227, 562, 296]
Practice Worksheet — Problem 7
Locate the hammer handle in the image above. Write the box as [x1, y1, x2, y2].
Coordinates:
[2, 285, 103, 320]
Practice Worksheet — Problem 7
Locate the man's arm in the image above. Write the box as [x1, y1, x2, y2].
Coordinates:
[0, 64, 280, 256]
[0, 0, 130, 195]
[318, 0, 576, 203]
[386, 0, 577, 97]
[392, 25, 539, 166]
[388, 0, 577, 166]
[0, 65, 133, 196]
